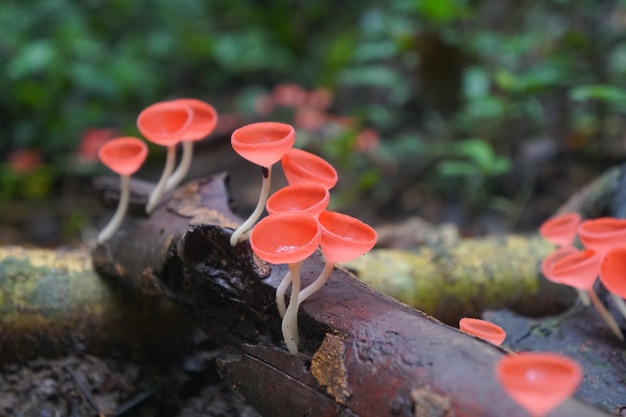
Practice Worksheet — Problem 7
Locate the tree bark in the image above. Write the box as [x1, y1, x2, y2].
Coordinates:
[89, 173, 612, 417]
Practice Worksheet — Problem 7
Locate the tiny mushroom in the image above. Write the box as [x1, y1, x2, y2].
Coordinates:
[164, 98, 218, 192]
[539, 213, 588, 305]
[550, 249, 623, 340]
[296, 211, 377, 309]
[230, 122, 296, 246]
[137, 100, 192, 214]
[265, 182, 331, 318]
[578, 217, 626, 256]
[96, 137, 148, 244]
[458, 318, 506, 346]
[538, 212, 581, 248]
[281, 148, 339, 190]
[249, 211, 321, 354]
[496, 352, 583, 417]
[599, 246, 626, 321]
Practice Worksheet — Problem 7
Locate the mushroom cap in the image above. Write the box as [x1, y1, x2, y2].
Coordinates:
[600, 246, 626, 298]
[539, 212, 581, 247]
[578, 217, 626, 255]
[549, 249, 601, 290]
[231, 122, 295, 167]
[318, 211, 377, 264]
[497, 353, 582, 417]
[172, 98, 218, 141]
[266, 182, 330, 217]
[281, 148, 338, 190]
[459, 318, 506, 345]
[541, 246, 577, 281]
[250, 211, 321, 265]
[137, 101, 193, 146]
[98, 137, 148, 176]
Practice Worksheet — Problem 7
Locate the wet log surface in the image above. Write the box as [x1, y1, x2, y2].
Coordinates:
[91, 173, 614, 417]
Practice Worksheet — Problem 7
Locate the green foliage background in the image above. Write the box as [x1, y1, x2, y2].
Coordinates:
[2, 0, 625, 220]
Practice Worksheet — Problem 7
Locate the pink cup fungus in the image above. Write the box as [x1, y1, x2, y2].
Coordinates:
[459, 318, 506, 346]
[538, 212, 581, 248]
[249, 211, 321, 354]
[600, 246, 626, 322]
[550, 249, 623, 340]
[265, 182, 330, 217]
[137, 100, 193, 214]
[578, 217, 626, 256]
[280, 148, 338, 190]
[230, 122, 296, 246]
[96, 137, 148, 243]
[497, 352, 583, 417]
[165, 98, 218, 192]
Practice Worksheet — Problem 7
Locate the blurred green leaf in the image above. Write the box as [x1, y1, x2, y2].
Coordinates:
[570, 85, 626, 110]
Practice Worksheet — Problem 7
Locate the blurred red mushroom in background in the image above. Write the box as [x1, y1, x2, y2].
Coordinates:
[96, 137, 148, 243]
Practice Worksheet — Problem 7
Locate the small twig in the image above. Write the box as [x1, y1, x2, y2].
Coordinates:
[65, 365, 105, 417]
[112, 383, 167, 417]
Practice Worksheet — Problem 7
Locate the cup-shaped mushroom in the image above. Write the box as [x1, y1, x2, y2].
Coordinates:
[459, 318, 506, 346]
[266, 182, 330, 217]
[164, 99, 218, 192]
[600, 246, 626, 298]
[540, 246, 578, 281]
[250, 212, 321, 265]
[318, 211, 377, 264]
[96, 137, 148, 244]
[578, 217, 626, 255]
[137, 101, 193, 146]
[539, 212, 581, 247]
[98, 137, 148, 176]
[549, 249, 601, 291]
[231, 122, 296, 168]
[172, 98, 218, 141]
[281, 148, 339, 190]
[599, 246, 626, 321]
[497, 353, 583, 417]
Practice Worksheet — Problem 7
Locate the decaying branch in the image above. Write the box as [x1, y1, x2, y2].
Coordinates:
[89, 172, 612, 417]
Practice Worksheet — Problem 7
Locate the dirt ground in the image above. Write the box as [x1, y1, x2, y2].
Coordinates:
[1, 349, 261, 417]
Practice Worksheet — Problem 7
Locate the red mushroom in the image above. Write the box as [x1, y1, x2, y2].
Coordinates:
[164, 98, 218, 192]
[599, 246, 626, 322]
[296, 211, 377, 309]
[264, 182, 330, 318]
[538, 212, 581, 248]
[459, 318, 506, 346]
[550, 249, 623, 340]
[280, 148, 338, 190]
[539, 213, 589, 305]
[96, 137, 148, 243]
[137, 100, 192, 214]
[496, 352, 583, 417]
[578, 217, 626, 256]
[230, 122, 296, 246]
[249, 211, 321, 354]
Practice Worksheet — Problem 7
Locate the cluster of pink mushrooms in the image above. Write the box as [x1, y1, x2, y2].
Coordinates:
[96, 102, 377, 356]
[98, 99, 601, 416]
[229, 121, 378, 355]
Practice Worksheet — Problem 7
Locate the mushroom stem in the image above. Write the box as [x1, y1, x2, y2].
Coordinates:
[282, 262, 301, 354]
[230, 166, 272, 246]
[276, 270, 292, 319]
[165, 140, 193, 192]
[97, 174, 131, 244]
[609, 293, 626, 321]
[576, 288, 591, 306]
[298, 261, 335, 304]
[146, 145, 176, 214]
[587, 289, 624, 341]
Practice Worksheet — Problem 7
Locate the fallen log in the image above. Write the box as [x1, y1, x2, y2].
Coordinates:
[91, 173, 611, 417]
